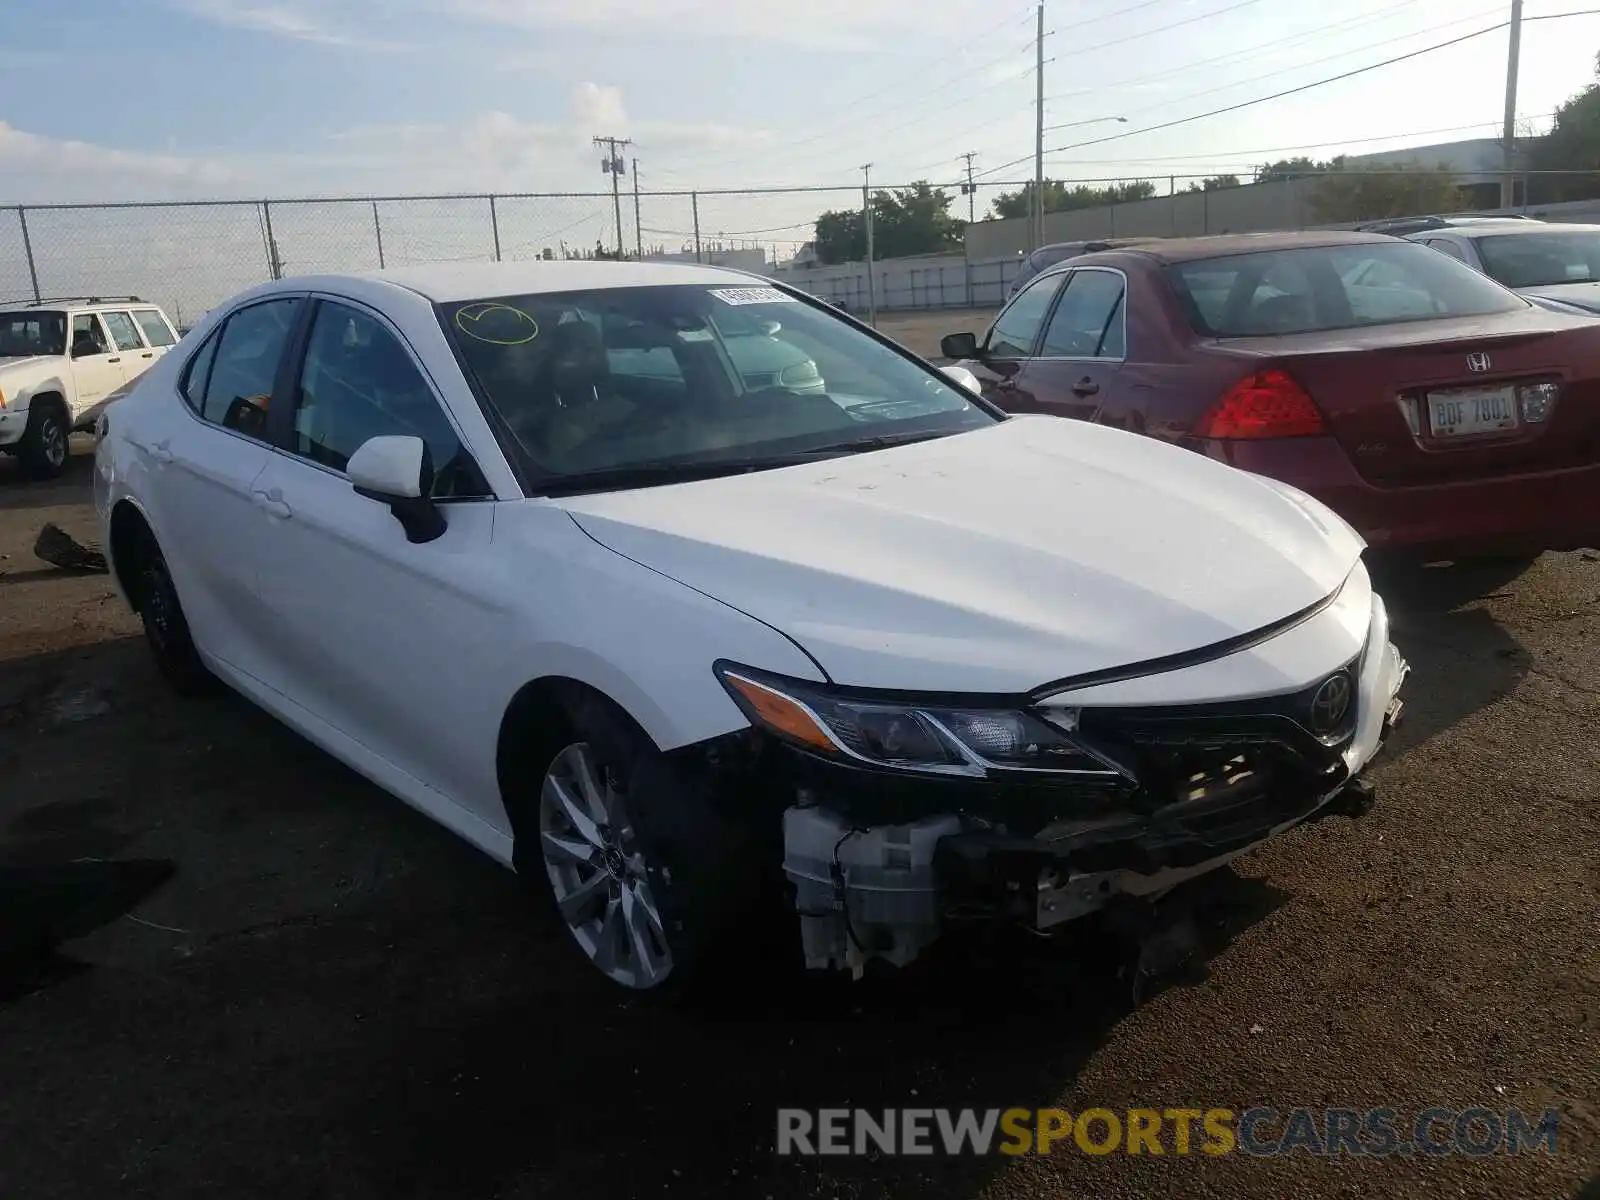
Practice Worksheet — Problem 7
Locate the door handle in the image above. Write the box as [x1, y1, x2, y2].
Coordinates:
[149, 439, 173, 464]
[252, 489, 292, 520]
[140, 351, 153, 359]
[107, 357, 121, 364]
[1071, 377, 1100, 397]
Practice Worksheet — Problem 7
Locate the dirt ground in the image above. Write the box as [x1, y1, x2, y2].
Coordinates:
[875, 308, 995, 360]
[0, 439, 1597, 1200]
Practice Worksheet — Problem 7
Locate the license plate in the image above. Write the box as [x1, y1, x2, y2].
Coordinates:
[1427, 385, 1518, 438]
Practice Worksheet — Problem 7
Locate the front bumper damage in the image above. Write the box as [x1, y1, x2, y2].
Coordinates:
[779, 605, 1409, 979]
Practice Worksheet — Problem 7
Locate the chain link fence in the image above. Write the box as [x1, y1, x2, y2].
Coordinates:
[7, 171, 1600, 323]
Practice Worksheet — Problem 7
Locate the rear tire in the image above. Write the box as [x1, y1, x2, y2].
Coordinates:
[136, 539, 210, 696]
[18, 404, 69, 479]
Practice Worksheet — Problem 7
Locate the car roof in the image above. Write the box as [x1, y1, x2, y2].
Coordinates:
[1444, 221, 1600, 237]
[356, 259, 768, 304]
[1, 297, 160, 311]
[1109, 229, 1399, 263]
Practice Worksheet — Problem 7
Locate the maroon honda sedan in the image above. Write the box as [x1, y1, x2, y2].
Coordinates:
[941, 231, 1600, 561]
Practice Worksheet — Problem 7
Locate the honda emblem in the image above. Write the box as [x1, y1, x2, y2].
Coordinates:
[1466, 351, 1491, 373]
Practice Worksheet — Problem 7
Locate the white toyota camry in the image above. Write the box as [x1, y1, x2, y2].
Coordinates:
[94, 261, 1408, 993]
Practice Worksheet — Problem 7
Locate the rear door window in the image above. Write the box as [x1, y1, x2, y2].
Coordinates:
[1039, 269, 1126, 358]
[196, 298, 301, 437]
[986, 272, 1067, 358]
[133, 309, 177, 347]
[101, 311, 145, 351]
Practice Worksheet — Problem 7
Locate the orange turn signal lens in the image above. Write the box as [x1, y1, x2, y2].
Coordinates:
[722, 672, 838, 754]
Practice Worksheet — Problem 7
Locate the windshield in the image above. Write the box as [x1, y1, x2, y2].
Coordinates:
[1473, 230, 1600, 289]
[437, 283, 995, 490]
[1166, 241, 1526, 337]
[0, 310, 67, 357]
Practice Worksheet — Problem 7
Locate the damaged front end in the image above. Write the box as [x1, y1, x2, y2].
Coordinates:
[716, 594, 1409, 980]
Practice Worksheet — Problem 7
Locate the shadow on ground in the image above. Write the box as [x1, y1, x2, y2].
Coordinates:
[1364, 555, 1532, 755]
[0, 553, 1549, 1199]
[0, 445, 96, 512]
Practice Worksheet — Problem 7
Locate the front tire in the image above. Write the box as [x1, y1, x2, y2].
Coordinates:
[510, 697, 752, 997]
[536, 741, 679, 991]
[19, 405, 69, 479]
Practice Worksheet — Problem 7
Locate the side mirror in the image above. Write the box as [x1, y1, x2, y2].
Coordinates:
[940, 331, 979, 360]
[348, 434, 446, 544]
[940, 365, 982, 394]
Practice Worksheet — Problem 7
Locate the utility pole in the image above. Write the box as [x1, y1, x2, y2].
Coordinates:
[1501, 0, 1524, 209]
[1036, 2, 1049, 254]
[593, 135, 632, 256]
[959, 151, 978, 224]
[862, 163, 877, 327]
[632, 158, 643, 259]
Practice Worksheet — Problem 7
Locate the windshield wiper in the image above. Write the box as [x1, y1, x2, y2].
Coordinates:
[536, 431, 960, 497]
[798, 429, 957, 454]
[536, 454, 829, 496]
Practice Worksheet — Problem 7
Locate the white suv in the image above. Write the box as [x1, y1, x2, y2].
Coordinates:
[0, 297, 181, 478]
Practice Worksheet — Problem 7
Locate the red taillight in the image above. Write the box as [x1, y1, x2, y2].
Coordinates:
[1196, 369, 1326, 439]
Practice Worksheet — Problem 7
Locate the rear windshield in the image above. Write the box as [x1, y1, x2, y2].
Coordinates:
[1473, 229, 1600, 289]
[0, 310, 66, 357]
[1165, 241, 1526, 337]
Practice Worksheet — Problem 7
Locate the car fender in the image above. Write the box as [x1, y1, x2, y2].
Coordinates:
[0, 361, 69, 413]
[484, 503, 827, 759]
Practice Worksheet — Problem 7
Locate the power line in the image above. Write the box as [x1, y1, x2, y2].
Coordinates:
[1088, 3, 1513, 130]
[893, 1, 1436, 178]
[1040, 114, 1561, 170]
[1045, 0, 1432, 102]
[975, 19, 1522, 180]
[1049, 0, 1269, 61]
[663, 8, 1035, 174]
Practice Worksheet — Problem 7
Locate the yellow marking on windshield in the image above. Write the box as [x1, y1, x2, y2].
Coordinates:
[454, 303, 540, 345]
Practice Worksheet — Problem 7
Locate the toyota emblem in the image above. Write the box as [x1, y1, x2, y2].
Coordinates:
[1466, 351, 1491, 373]
[1309, 673, 1353, 734]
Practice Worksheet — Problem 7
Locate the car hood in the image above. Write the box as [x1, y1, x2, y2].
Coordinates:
[0, 355, 55, 374]
[1519, 281, 1600, 312]
[557, 417, 1365, 693]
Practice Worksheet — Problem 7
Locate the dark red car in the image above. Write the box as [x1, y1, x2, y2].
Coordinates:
[940, 231, 1600, 561]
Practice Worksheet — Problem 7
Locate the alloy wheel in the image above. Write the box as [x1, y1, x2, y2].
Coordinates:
[538, 742, 673, 989]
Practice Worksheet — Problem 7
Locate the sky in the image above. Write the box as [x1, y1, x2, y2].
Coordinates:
[3, 0, 1600, 309]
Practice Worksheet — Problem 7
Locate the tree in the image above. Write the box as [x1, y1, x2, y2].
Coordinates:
[1185, 174, 1241, 193]
[811, 182, 966, 264]
[1253, 156, 1327, 183]
[1527, 52, 1600, 203]
[1308, 163, 1464, 223]
[989, 178, 1156, 219]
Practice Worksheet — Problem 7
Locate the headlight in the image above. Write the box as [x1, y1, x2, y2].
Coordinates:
[714, 662, 1116, 777]
[778, 360, 820, 386]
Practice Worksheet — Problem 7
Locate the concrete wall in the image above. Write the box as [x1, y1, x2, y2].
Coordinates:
[963, 179, 1314, 260]
[774, 195, 1600, 315]
[771, 253, 1034, 312]
[645, 247, 768, 272]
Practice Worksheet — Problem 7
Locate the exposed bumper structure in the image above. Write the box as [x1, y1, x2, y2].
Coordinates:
[780, 596, 1409, 978]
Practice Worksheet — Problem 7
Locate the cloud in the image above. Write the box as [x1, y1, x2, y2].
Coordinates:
[0, 78, 774, 207]
[0, 121, 238, 203]
[441, 0, 985, 51]
[171, 0, 406, 49]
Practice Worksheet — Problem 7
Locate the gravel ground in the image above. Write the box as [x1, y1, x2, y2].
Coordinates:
[0, 438, 1595, 1200]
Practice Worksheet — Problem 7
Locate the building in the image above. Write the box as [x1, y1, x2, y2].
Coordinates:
[1343, 136, 1531, 207]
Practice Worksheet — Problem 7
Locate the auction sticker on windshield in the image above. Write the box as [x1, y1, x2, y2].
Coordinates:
[1427, 384, 1518, 438]
[709, 287, 796, 305]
